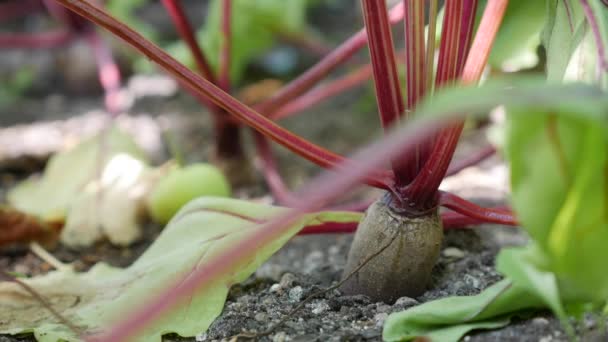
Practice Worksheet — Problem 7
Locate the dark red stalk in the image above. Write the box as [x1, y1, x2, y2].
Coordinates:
[0, 0, 44, 22]
[218, 0, 231, 91]
[271, 63, 374, 120]
[439, 191, 517, 225]
[361, 0, 413, 186]
[86, 30, 122, 116]
[271, 52, 407, 121]
[297, 209, 518, 234]
[404, 0, 427, 111]
[161, 0, 244, 162]
[0, 31, 73, 48]
[361, 0, 404, 130]
[404, 0, 507, 210]
[278, 31, 332, 57]
[253, 2, 405, 116]
[253, 133, 297, 205]
[445, 145, 496, 177]
[403, 0, 431, 180]
[434, 0, 477, 88]
[52, 0, 393, 190]
[160, 0, 216, 83]
[441, 209, 516, 229]
[298, 221, 359, 235]
[43, 0, 89, 31]
[425, 0, 439, 91]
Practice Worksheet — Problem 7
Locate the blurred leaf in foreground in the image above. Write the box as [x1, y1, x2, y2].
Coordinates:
[0, 197, 361, 342]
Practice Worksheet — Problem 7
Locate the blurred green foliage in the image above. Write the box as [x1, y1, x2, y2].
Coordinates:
[165, 0, 313, 84]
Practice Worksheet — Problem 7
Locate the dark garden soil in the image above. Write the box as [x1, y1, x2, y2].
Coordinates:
[1, 1, 607, 341]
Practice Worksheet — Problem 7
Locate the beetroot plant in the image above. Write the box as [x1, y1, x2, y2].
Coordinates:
[1, 0, 608, 341]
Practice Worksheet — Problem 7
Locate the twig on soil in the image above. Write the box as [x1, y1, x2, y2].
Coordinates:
[29, 242, 71, 272]
[0, 270, 82, 336]
[233, 230, 398, 340]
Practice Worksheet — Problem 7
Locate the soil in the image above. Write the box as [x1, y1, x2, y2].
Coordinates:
[1, 1, 607, 342]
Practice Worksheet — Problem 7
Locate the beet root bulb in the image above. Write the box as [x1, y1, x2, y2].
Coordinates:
[340, 195, 443, 303]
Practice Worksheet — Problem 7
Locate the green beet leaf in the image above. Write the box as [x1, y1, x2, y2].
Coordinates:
[167, 0, 311, 84]
[383, 279, 544, 342]
[0, 197, 362, 342]
[541, 0, 608, 85]
[506, 109, 608, 301]
[487, 0, 546, 71]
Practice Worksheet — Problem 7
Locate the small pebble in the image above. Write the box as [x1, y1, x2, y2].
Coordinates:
[442, 247, 466, 259]
[270, 283, 282, 293]
[310, 300, 330, 315]
[393, 296, 419, 308]
[237, 295, 252, 304]
[262, 297, 276, 306]
[374, 312, 389, 327]
[289, 286, 304, 302]
[254, 312, 267, 322]
[463, 274, 481, 289]
[272, 331, 288, 342]
[532, 317, 549, 326]
[279, 273, 296, 288]
[375, 303, 391, 313]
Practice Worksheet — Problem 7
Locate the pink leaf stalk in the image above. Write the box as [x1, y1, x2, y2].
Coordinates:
[439, 191, 517, 226]
[253, 2, 406, 116]
[445, 145, 496, 177]
[0, 0, 44, 22]
[52, 0, 394, 190]
[580, 0, 608, 73]
[161, 0, 246, 162]
[361, 0, 414, 186]
[0, 31, 73, 48]
[402, 0, 432, 181]
[403, 0, 507, 210]
[218, 0, 231, 91]
[160, 0, 216, 83]
[271, 62, 374, 120]
[86, 30, 122, 116]
[253, 133, 297, 205]
[271, 51, 407, 121]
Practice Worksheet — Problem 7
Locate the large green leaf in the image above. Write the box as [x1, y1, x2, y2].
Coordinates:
[0, 197, 361, 342]
[167, 0, 311, 84]
[506, 108, 608, 301]
[383, 279, 544, 342]
[488, 0, 547, 70]
[543, 0, 587, 82]
[542, 0, 608, 85]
